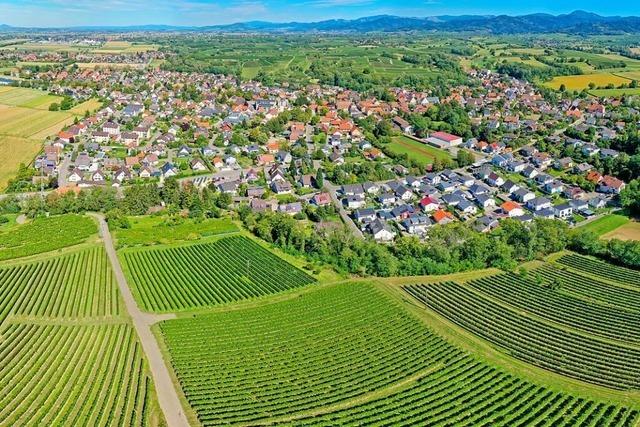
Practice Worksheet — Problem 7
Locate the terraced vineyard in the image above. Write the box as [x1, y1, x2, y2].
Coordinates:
[121, 235, 316, 311]
[0, 245, 163, 426]
[405, 281, 640, 390]
[557, 253, 640, 288]
[465, 271, 640, 343]
[160, 283, 639, 426]
[534, 264, 640, 312]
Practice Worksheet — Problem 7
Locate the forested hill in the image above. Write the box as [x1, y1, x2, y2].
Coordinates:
[3, 11, 640, 34]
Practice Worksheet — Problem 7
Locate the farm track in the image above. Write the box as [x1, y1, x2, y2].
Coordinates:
[92, 213, 189, 427]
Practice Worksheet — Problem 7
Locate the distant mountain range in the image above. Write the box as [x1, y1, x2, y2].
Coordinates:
[3, 11, 640, 34]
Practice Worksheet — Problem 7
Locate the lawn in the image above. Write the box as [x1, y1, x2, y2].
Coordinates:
[577, 213, 630, 236]
[387, 135, 453, 166]
[113, 215, 239, 247]
[546, 73, 632, 90]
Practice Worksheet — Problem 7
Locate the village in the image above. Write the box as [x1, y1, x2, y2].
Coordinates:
[19, 64, 632, 242]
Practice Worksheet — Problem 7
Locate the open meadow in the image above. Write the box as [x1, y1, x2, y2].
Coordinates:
[386, 135, 453, 167]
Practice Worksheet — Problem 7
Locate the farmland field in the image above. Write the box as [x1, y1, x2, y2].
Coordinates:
[0, 86, 62, 109]
[387, 135, 453, 166]
[120, 235, 316, 311]
[69, 98, 103, 114]
[114, 216, 239, 247]
[0, 245, 164, 426]
[0, 135, 42, 188]
[404, 278, 640, 390]
[0, 214, 97, 261]
[602, 221, 640, 241]
[590, 88, 640, 97]
[546, 73, 631, 90]
[159, 282, 639, 426]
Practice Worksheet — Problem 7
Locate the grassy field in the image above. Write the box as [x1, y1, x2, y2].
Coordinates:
[94, 41, 158, 54]
[0, 86, 63, 109]
[589, 88, 640, 97]
[387, 135, 453, 166]
[120, 235, 316, 312]
[114, 216, 239, 247]
[577, 213, 630, 236]
[0, 135, 43, 188]
[158, 281, 639, 426]
[546, 73, 632, 90]
[69, 98, 103, 115]
[0, 214, 97, 261]
[602, 221, 640, 241]
[0, 245, 164, 426]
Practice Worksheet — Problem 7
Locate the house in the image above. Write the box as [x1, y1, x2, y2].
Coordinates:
[554, 203, 573, 219]
[426, 131, 463, 148]
[432, 209, 454, 225]
[190, 158, 208, 171]
[362, 182, 380, 195]
[534, 208, 556, 219]
[369, 219, 396, 242]
[442, 193, 463, 207]
[501, 180, 520, 194]
[161, 162, 178, 178]
[501, 201, 524, 217]
[543, 181, 564, 195]
[177, 145, 192, 157]
[419, 196, 440, 212]
[344, 195, 366, 209]
[218, 181, 239, 195]
[247, 186, 266, 198]
[485, 172, 505, 188]
[312, 193, 332, 207]
[68, 168, 83, 183]
[279, 202, 303, 216]
[250, 198, 276, 213]
[598, 176, 626, 194]
[392, 116, 413, 134]
[521, 166, 538, 179]
[474, 215, 499, 233]
[354, 208, 376, 223]
[527, 197, 552, 212]
[341, 184, 364, 197]
[391, 205, 415, 220]
[401, 215, 432, 235]
[456, 199, 478, 215]
[512, 188, 535, 203]
[475, 194, 495, 209]
[271, 181, 293, 195]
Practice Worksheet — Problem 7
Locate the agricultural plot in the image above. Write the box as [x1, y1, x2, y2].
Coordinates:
[69, 98, 103, 115]
[114, 216, 239, 247]
[557, 253, 640, 288]
[0, 86, 62, 109]
[0, 245, 163, 425]
[577, 213, 630, 236]
[404, 281, 640, 390]
[94, 41, 158, 54]
[121, 235, 316, 311]
[159, 283, 639, 426]
[0, 214, 97, 261]
[0, 135, 42, 188]
[546, 73, 631, 90]
[603, 221, 640, 241]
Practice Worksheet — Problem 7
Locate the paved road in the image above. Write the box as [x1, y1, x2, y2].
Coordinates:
[91, 213, 190, 427]
[325, 182, 364, 239]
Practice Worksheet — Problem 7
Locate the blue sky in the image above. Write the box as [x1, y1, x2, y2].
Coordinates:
[1, 0, 639, 27]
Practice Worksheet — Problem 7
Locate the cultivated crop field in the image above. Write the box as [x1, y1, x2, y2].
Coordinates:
[0, 244, 164, 426]
[546, 73, 632, 90]
[558, 253, 640, 287]
[404, 261, 640, 390]
[0, 214, 97, 261]
[0, 86, 62, 109]
[603, 221, 640, 241]
[121, 235, 316, 311]
[159, 282, 639, 426]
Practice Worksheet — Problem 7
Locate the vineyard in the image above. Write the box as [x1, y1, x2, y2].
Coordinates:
[159, 283, 639, 426]
[0, 246, 122, 324]
[0, 245, 163, 426]
[0, 324, 154, 426]
[121, 235, 316, 312]
[0, 214, 97, 261]
[557, 254, 640, 288]
[404, 281, 640, 390]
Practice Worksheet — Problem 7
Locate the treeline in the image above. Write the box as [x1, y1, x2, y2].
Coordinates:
[239, 210, 639, 276]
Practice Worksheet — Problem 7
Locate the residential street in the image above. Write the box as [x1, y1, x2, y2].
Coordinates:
[91, 213, 190, 427]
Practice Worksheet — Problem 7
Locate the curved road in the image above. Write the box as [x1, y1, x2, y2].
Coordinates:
[91, 214, 190, 427]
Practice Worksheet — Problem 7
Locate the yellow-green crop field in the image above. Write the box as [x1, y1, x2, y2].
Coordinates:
[94, 41, 158, 54]
[546, 73, 632, 90]
[0, 87, 82, 189]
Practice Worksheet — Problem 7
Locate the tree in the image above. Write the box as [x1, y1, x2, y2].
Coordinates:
[620, 179, 640, 215]
[49, 103, 59, 111]
[315, 168, 324, 189]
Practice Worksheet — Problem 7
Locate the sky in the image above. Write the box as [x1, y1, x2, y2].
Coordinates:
[1, 0, 640, 27]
